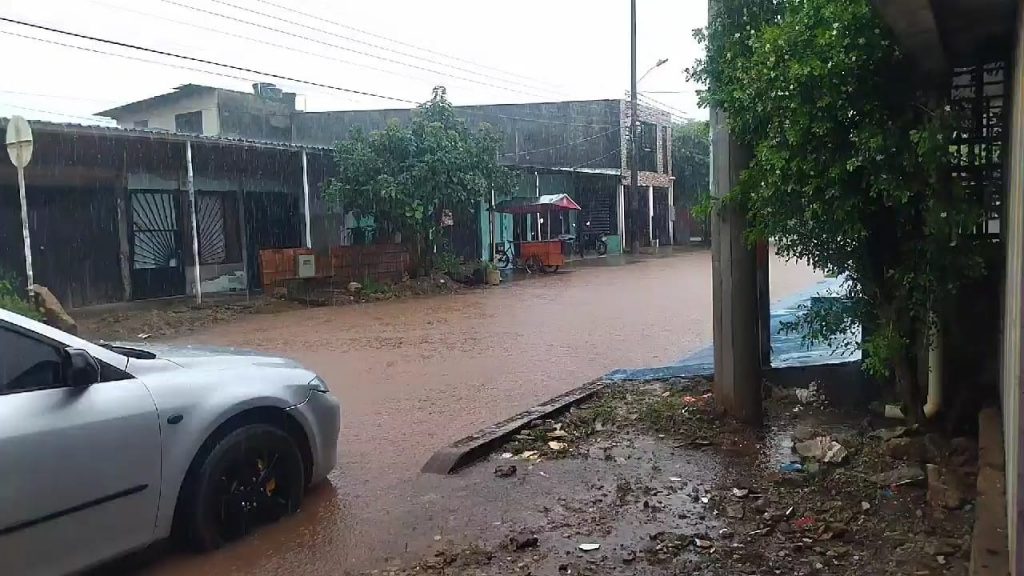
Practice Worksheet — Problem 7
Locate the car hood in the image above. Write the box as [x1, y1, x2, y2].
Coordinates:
[115, 343, 304, 372]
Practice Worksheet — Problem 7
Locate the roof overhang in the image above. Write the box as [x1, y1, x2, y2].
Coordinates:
[873, 0, 1016, 79]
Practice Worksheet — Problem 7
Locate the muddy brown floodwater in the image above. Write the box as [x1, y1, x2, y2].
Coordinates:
[137, 249, 823, 576]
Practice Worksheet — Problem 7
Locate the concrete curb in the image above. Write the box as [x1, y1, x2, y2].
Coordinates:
[422, 378, 610, 475]
[969, 407, 1009, 575]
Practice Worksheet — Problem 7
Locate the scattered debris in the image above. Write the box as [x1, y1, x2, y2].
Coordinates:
[794, 382, 819, 404]
[494, 465, 517, 478]
[794, 436, 848, 463]
[780, 462, 804, 473]
[883, 437, 925, 461]
[725, 503, 744, 519]
[868, 426, 909, 442]
[926, 464, 969, 509]
[347, 281, 363, 293]
[730, 487, 750, 499]
[547, 441, 568, 451]
[884, 404, 906, 419]
[577, 543, 600, 552]
[693, 537, 714, 549]
[794, 516, 816, 529]
[861, 501, 871, 512]
[620, 550, 637, 564]
[507, 532, 539, 551]
[872, 464, 926, 486]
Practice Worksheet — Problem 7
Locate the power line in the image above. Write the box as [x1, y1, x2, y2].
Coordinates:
[0, 101, 114, 124]
[572, 148, 620, 170]
[0, 89, 119, 104]
[249, 0, 569, 97]
[0, 17, 417, 105]
[158, 0, 552, 100]
[197, 1, 637, 119]
[635, 93, 691, 120]
[4, 14, 614, 129]
[93, 1, 616, 127]
[500, 127, 618, 158]
[91, 0, 439, 98]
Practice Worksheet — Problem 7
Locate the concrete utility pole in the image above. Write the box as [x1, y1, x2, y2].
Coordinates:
[629, 0, 641, 254]
[709, 0, 763, 424]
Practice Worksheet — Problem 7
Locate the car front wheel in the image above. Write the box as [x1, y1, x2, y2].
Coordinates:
[184, 424, 305, 551]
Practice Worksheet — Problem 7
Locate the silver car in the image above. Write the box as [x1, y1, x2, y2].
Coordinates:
[0, 308, 341, 576]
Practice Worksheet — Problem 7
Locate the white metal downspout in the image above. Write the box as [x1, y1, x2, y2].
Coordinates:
[923, 314, 942, 418]
[186, 141, 201, 305]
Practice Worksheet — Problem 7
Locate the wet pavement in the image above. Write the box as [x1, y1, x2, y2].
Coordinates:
[135, 249, 823, 575]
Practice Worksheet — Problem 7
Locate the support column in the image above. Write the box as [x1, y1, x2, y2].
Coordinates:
[186, 141, 201, 305]
[710, 106, 761, 423]
[668, 181, 675, 246]
[238, 182, 249, 296]
[648, 185, 654, 245]
[301, 150, 312, 249]
[617, 182, 626, 246]
[116, 149, 132, 301]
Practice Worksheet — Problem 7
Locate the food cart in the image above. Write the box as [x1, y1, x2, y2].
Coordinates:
[491, 194, 581, 273]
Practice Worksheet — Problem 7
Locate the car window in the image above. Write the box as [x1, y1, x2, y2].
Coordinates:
[0, 326, 64, 394]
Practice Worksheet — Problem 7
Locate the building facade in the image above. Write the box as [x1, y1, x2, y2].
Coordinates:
[98, 87, 676, 259]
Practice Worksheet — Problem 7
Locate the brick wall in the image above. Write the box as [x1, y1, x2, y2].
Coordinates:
[258, 244, 411, 290]
[330, 244, 410, 284]
[258, 247, 317, 290]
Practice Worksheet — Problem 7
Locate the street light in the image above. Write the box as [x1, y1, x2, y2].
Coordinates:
[638, 58, 670, 84]
[628, 0, 668, 253]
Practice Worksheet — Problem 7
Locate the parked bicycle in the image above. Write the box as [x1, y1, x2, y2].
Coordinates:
[494, 240, 515, 269]
[493, 240, 558, 273]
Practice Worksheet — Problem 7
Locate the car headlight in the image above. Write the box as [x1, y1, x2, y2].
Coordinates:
[308, 376, 330, 394]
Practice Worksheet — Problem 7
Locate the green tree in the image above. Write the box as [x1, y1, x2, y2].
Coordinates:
[671, 120, 710, 241]
[324, 87, 516, 273]
[690, 0, 991, 419]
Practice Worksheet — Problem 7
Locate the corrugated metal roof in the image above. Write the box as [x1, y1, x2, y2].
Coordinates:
[0, 117, 331, 153]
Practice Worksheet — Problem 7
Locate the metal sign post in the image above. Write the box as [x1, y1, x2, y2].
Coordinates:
[5, 116, 34, 293]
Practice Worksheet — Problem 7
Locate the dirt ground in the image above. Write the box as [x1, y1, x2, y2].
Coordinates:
[85, 249, 827, 575]
[369, 380, 976, 576]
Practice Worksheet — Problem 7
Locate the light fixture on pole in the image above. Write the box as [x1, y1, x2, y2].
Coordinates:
[638, 58, 670, 84]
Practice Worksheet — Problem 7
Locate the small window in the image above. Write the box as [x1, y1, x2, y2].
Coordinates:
[174, 111, 203, 134]
[0, 327, 63, 394]
[134, 120, 149, 129]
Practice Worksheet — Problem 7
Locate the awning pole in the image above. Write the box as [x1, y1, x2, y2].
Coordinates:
[302, 150, 312, 248]
[186, 140, 201, 305]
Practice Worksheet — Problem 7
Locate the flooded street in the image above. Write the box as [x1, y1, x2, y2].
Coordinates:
[140, 250, 822, 575]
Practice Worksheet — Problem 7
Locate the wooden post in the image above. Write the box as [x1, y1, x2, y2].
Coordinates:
[186, 141, 201, 305]
[116, 147, 132, 301]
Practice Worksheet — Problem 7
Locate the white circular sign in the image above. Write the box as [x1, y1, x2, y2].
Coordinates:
[6, 116, 33, 169]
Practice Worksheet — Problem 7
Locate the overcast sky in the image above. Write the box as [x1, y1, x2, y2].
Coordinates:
[0, 0, 708, 126]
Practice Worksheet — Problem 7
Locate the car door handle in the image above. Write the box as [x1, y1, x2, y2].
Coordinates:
[167, 414, 184, 425]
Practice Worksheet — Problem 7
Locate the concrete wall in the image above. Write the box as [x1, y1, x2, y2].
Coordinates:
[217, 90, 295, 143]
[1002, 3, 1024, 558]
[291, 100, 623, 170]
[112, 91, 220, 135]
[620, 100, 674, 188]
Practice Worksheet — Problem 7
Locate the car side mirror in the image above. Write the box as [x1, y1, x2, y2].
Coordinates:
[62, 348, 100, 388]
